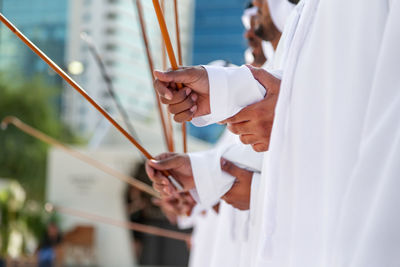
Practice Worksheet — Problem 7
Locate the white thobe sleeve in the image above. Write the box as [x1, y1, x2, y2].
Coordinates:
[192, 65, 266, 127]
[189, 140, 264, 209]
[189, 148, 235, 208]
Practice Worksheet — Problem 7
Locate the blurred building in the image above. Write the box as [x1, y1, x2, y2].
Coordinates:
[0, 0, 68, 87]
[63, 0, 195, 136]
[189, 0, 248, 143]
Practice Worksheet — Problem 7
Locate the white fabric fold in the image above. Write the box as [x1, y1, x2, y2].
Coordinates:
[267, 0, 296, 33]
[209, 202, 243, 267]
[250, 0, 400, 266]
[188, 209, 218, 267]
[189, 148, 234, 208]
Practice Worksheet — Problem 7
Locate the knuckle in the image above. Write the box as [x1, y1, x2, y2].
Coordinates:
[239, 135, 250, 144]
[174, 113, 186, 123]
[168, 104, 176, 114]
[152, 183, 162, 192]
[252, 143, 268, 152]
[252, 144, 260, 152]
[160, 97, 169, 105]
[153, 79, 160, 89]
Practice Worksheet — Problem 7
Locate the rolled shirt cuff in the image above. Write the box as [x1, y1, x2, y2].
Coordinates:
[192, 65, 266, 127]
[189, 150, 235, 208]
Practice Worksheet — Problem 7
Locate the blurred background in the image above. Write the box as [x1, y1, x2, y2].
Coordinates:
[0, 0, 249, 266]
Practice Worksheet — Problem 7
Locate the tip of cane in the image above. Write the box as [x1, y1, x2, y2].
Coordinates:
[1, 116, 15, 130]
[1, 119, 9, 130]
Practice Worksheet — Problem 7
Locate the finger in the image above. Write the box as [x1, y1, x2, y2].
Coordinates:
[146, 161, 170, 184]
[152, 182, 164, 193]
[160, 87, 192, 105]
[148, 155, 185, 171]
[181, 192, 195, 205]
[173, 107, 196, 123]
[168, 93, 198, 115]
[162, 181, 177, 196]
[227, 121, 253, 135]
[154, 79, 174, 101]
[154, 68, 195, 85]
[155, 152, 177, 161]
[153, 183, 173, 196]
[252, 143, 269, 152]
[246, 64, 269, 84]
[221, 106, 252, 124]
[220, 158, 253, 180]
[145, 161, 156, 180]
[246, 65, 281, 94]
[239, 134, 259, 145]
[152, 169, 172, 185]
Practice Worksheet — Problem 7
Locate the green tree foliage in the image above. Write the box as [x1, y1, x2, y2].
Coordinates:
[0, 74, 80, 201]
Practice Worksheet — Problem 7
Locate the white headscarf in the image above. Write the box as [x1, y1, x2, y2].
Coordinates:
[266, 0, 296, 32]
[242, 6, 258, 30]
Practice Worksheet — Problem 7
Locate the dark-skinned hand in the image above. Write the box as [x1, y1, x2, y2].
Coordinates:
[220, 65, 281, 152]
[145, 153, 195, 197]
[153, 66, 211, 122]
[220, 158, 254, 210]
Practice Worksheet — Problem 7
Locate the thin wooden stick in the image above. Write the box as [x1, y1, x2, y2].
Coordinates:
[152, 0, 181, 76]
[172, 0, 188, 153]
[1, 116, 159, 198]
[0, 13, 183, 190]
[173, 0, 183, 67]
[80, 32, 141, 143]
[160, 0, 175, 153]
[0, 13, 152, 159]
[152, 0, 188, 153]
[133, 0, 171, 152]
[47, 204, 191, 242]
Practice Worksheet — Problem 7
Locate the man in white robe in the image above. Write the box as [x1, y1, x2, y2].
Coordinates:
[148, 1, 296, 266]
[151, 0, 400, 266]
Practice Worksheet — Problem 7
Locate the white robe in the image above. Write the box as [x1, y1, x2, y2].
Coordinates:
[187, 208, 218, 267]
[208, 201, 248, 267]
[188, 129, 264, 267]
[192, 0, 400, 266]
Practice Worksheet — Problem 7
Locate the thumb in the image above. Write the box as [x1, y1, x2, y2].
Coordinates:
[246, 64, 280, 94]
[148, 155, 184, 171]
[246, 65, 270, 84]
[154, 68, 194, 84]
[220, 158, 253, 180]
